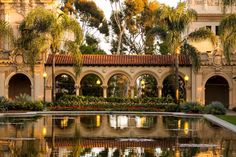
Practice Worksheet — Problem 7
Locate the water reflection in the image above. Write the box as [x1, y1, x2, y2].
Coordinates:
[0, 115, 235, 156]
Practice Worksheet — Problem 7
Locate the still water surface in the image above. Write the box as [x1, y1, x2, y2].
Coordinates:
[0, 114, 235, 157]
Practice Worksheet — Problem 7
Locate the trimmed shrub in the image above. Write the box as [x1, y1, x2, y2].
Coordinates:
[204, 101, 226, 115]
[181, 102, 203, 113]
[164, 104, 180, 112]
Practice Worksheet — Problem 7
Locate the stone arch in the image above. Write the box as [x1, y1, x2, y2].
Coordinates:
[203, 73, 232, 90]
[160, 71, 187, 85]
[55, 73, 76, 100]
[133, 72, 159, 98]
[46, 70, 76, 87]
[132, 70, 160, 86]
[6, 72, 32, 100]
[204, 74, 230, 108]
[161, 72, 186, 101]
[78, 70, 105, 86]
[105, 70, 132, 86]
[107, 71, 131, 98]
[80, 73, 103, 97]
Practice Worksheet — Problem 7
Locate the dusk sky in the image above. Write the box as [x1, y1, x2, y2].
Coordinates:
[94, 0, 181, 18]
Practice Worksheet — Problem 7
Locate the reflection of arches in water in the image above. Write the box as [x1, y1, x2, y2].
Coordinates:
[80, 115, 102, 128]
[55, 74, 75, 100]
[8, 74, 31, 99]
[135, 74, 158, 98]
[80, 74, 103, 97]
[162, 75, 186, 100]
[205, 75, 229, 108]
[55, 117, 75, 129]
[108, 74, 130, 97]
[109, 115, 157, 129]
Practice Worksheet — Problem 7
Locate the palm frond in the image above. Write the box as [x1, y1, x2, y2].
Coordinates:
[221, 0, 236, 13]
[188, 27, 217, 45]
[219, 14, 236, 42]
[149, 26, 167, 40]
[0, 20, 14, 46]
[222, 33, 236, 62]
[219, 14, 236, 62]
[181, 42, 201, 71]
[65, 41, 83, 76]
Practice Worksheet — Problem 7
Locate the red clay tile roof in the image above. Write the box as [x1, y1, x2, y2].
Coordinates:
[45, 54, 191, 66]
[46, 137, 191, 148]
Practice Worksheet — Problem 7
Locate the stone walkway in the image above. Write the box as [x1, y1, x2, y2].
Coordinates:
[203, 114, 236, 134]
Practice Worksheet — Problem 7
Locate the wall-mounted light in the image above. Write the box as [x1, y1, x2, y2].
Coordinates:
[96, 79, 101, 85]
[184, 75, 189, 81]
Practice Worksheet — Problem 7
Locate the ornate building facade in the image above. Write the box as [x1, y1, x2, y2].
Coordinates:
[0, 0, 236, 109]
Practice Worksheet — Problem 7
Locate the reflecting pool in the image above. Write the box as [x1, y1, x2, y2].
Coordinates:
[0, 114, 235, 157]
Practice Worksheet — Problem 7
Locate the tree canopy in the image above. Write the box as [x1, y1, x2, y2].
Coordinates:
[61, 0, 109, 54]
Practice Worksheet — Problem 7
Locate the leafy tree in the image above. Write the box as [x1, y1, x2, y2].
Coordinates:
[109, 0, 160, 54]
[17, 7, 83, 102]
[80, 35, 106, 54]
[219, 14, 236, 62]
[61, 0, 109, 54]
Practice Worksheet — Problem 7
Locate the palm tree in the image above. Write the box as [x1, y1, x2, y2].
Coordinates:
[153, 2, 216, 103]
[219, 14, 236, 62]
[221, 0, 236, 13]
[17, 7, 83, 102]
[0, 20, 13, 49]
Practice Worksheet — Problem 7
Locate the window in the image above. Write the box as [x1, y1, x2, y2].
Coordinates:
[206, 25, 212, 30]
[215, 26, 220, 35]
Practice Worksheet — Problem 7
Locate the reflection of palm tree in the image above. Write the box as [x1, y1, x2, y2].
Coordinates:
[70, 124, 81, 156]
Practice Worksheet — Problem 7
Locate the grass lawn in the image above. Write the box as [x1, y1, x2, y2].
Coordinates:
[216, 115, 236, 125]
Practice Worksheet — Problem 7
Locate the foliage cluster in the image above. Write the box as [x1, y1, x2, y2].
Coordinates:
[204, 101, 227, 115]
[180, 102, 204, 113]
[0, 95, 228, 114]
[0, 95, 43, 111]
[47, 95, 176, 112]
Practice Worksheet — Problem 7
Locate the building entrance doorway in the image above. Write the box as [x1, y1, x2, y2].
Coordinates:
[205, 75, 229, 108]
[8, 74, 31, 99]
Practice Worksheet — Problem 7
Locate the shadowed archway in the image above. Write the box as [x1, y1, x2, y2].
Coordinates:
[8, 74, 31, 99]
[80, 74, 103, 97]
[108, 74, 130, 97]
[205, 75, 229, 108]
[55, 74, 75, 100]
[162, 74, 186, 101]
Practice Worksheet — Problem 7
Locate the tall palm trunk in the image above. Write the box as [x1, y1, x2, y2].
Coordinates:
[175, 53, 180, 104]
[51, 54, 56, 102]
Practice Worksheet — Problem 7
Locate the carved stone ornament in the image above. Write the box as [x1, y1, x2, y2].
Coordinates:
[212, 45, 223, 71]
[15, 54, 24, 64]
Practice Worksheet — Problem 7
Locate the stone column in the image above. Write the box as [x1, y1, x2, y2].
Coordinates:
[102, 85, 108, 98]
[46, 86, 52, 102]
[0, 72, 5, 97]
[75, 84, 80, 96]
[229, 87, 233, 109]
[186, 83, 192, 102]
[158, 85, 163, 98]
[130, 86, 134, 98]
